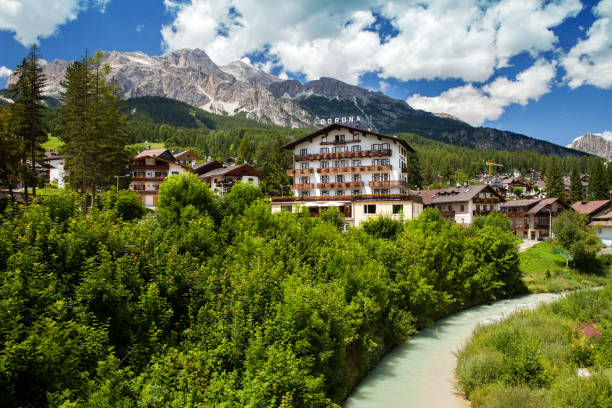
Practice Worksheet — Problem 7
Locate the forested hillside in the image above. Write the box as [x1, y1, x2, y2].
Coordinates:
[0, 178, 524, 407]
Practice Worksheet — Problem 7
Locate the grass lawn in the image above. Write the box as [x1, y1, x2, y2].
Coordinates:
[520, 241, 610, 293]
[42, 135, 64, 151]
[127, 142, 165, 151]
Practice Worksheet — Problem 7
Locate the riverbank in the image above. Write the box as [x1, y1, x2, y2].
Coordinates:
[455, 285, 612, 408]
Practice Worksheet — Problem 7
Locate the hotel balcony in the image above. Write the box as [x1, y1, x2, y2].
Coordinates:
[294, 149, 391, 162]
[129, 165, 169, 171]
[316, 165, 392, 174]
[368, 180, 411, 189]
[317, 181, 364, 189]
[473, 209, 493, 216]
[131, 176, 165, 182]
[292, 183, 315, 191]
[473, 196, 500, 203]
[270, 193, 419, 203]
[132, 190, 159, 195]
[286, 168, 315, 176]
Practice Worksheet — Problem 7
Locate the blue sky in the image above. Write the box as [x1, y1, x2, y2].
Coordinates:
[0, 0, 610, 147]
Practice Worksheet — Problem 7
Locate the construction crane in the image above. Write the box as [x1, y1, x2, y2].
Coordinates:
[486, 161, 503, 176]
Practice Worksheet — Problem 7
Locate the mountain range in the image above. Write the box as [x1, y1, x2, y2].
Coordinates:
[4, 48, 588, 156]
[567, 132, 612, 160]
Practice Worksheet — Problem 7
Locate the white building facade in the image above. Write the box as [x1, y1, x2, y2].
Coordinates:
[270, 124, 423, 226]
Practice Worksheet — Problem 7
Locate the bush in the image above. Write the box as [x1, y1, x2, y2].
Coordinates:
[456, 348, 503, 395]
[102, 189, 146, 221]
[157, 173, 220, 226]
[361, 216, 404, 239]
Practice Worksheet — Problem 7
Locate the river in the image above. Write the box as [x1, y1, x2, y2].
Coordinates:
[344, 292, 562, 408]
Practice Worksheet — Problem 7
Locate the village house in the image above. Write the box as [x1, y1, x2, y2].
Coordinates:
[128, 148, 192, 207]
[571, 200, 612, 222]
[43, 151, 67, 188]
[173, 150, 201, 166]
[500, 198, 571, 240]
[269, 124, 423, 226]
[197, 163, 262, 195]
[591, 211, 612, 246]
[417, 184, 504, 225]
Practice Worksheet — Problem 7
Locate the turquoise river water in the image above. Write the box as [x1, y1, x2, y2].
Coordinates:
[344, 292, 562, 408]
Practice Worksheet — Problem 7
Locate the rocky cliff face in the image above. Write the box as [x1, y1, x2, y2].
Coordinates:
[567, 132, 612, 160]
[4, 48, 586, 156]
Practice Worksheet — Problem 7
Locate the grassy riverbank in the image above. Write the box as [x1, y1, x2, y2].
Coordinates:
[456, 285, 612, 408]
[519, 241, 611, 293]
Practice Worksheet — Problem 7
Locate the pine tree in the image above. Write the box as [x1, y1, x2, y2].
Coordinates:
[8, 45, 47, 200]
[237, 130, 254, 164]
[588, 160, 609, 200]
[0, 107, 25, 201]
[545, 157, 564, 199]
[570, 167, 583, 203]
[407, 152, 423, 189]
[60, 51, 127, 200]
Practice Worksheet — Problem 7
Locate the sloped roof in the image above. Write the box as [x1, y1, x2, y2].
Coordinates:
[281, 124, 415, 153]
[571, 200, 611, 217]
[199, 163, 262, 179]
[500, 199, 541, 208]
[527, 198, 569, 215]
[417, 184, 500, 205]
[131, 155, 193, 171]
[193, 160, 223, 174]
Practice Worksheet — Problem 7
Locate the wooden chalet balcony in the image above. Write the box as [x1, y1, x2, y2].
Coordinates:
[270, 193, 418, 203]
[316, 165, 392, 174]
[131, 177, 165, 182]
[503, 211, 525, 218]
[292, 183, 315, 191]
[129, 165, 169, 171]
[317, 181, 364, 189]
[368, 180, 411, 189]
[286, 168, 314, 176]
[473, 196, 500, 203]
[294, 149, 392, 162]
[133, 190, 158, 195]
[319, 139, 361, 145]
[439, 210, 455, 217]
[473, 209, 493, 216]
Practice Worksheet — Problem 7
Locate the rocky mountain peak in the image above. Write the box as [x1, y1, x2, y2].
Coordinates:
[220, 60, 281, 87]
[567, 132, 612, 160]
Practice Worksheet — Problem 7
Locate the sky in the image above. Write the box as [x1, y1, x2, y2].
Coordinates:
[0, 0, 610, 147]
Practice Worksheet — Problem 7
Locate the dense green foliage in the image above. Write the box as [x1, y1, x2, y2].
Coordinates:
[545, 156, 565, 199]
[570, 166, 583, 203]
[456, 285, 612, 408]
[0, 179, 523, 407]
[552, 211, 602, 270]
[588, 160, 609, 200]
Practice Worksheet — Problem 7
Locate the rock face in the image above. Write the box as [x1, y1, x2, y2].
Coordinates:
[4, 48, 587, 156]
[567, 132, 612, 160]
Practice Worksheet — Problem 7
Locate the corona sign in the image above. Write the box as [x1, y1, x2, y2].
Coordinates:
[317, 115, 362, 125]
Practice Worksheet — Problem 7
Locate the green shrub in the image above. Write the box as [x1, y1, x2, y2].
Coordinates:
[551, 372, 612, 408]
[456, 348, 503, 395]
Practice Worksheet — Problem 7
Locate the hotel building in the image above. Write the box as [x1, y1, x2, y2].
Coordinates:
[270, 124, 423, 225]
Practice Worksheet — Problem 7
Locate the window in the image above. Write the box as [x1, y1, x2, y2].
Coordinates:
[352, 145, 362, 152]
[281, 206, 292, 212]
[460, 204, 465, 212]
[341, 160, 349, 166]
[448, 205, 452, 211]
[321, 175, 329, 183]
[337, 190, 344, 196]
[335, 134, 345, 142]
[321, 136, 327, 143]
[299, 176, 310, 184]
[373, 173, 390, 181]
[171, 171, 179, 175]
[372, 159, 390, 166]
[351, 190, 361, 195]
[364, 204, 376, 214]
[393, 204, 403, 214]
[381, 143, 390, 150]
[300, 162, 309, 169]
[336, 175, 345, 182]
[320, 161, 329, 168]
[333, 160, 341, 167]
[352, 174, 361, 182]
[353, 133, 359, 141]
[320, 147, 329, 153]
[351, 159, 361, 166]
[321, 190, 329, 196]
[300, 148, 308, 155]
[300, 191, 310, 197]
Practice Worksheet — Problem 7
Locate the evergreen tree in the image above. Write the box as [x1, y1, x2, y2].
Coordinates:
[545, 157, 564, 199]
[570, 166, 583, 203]
[407, 152, 423, 189]
[237, 130, 254, 164]
[588, 160, 609, 200]
[0, 107, 25, 201]
[8, 45, 47, 200]
[60, 51, 127, 199]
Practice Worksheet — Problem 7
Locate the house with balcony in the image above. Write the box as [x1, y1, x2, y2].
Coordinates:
[500, 198, 571, 240]
[198, 163, 262, 195]
[571, 200, 612, 222]
[128, 148, 192, 207]
[417, 184, 504, 225]
[173, 150, 201, 166]
[270, 124, 423, 225]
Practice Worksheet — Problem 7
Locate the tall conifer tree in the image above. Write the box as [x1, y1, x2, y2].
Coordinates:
[407, 152, 423, 189]
[8, 45, 47, 200]
[588, 160, 609, 200]
[545, 157, 564, 199]
[570, 166, 583, 203]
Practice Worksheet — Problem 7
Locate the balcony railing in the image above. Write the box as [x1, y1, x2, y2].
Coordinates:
[317, 181, 364, 189]
[292, 183, 315, 191]
[511, 224, 528, 229]
[473, 196, 500, 203]
[368, 180, 411, 189]
[319, 139, 361, 145]
[133, 190, 159, 195]
[131, 176, 165, 182]
[129, 165, 169, 171]
[270, 193, 420, 203]
[439, 210, 455, 217]
[294, 149, 392, 162]
[473, 210, 493, 216]
[286, 168, 315, 176]
[316, 165, 392, 174]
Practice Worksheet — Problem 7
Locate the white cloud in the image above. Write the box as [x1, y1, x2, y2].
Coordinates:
[407, 60, 556, 126]
[136, 23, 144, 33]
[561, 0, 612, 89]
[161, 0, 581, 85]
[0, 0, 110, 46]
[0, 66, 13, 78]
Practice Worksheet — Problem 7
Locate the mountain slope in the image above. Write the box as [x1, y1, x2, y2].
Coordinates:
[567, 132, 612, 160]
[4, 48, 587, 156]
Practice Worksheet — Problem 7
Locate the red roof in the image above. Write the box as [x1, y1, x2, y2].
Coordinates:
[571, 200, 611, 217]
